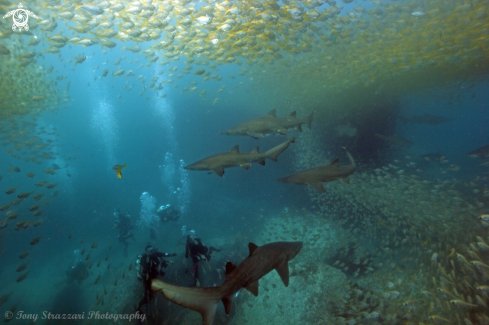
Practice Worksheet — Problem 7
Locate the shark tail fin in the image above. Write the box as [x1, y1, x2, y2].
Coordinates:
[306, 110, 314, 129]
[152, 279, 220, 325]
[266, 138, 295, 162]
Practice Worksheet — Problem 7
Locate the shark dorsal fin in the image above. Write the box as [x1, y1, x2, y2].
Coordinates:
[329, 158, 340, 166]
[266, 109, 276, 117]
[225, 262, 236, 279]
[229, 145, 239, 153]
[248, 242, 259, 256]
[250, 146, 259, 154]
[287, 111, 296, 118]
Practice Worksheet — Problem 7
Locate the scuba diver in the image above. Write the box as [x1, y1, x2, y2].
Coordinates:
[114, 209, 136, 257]
[136, 244, 176, 312]
[156, 204, 181, 222]
[66, 250, 89, 285]
[184, 230, 222, 287]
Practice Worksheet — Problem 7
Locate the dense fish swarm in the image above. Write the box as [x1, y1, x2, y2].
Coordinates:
[0, 0, 488, 118]
[291, 131, 489, 324]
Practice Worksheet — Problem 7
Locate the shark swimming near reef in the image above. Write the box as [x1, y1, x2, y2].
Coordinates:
[184, 138, 295, 176]
[221, 109, 314, 139]
[277, 149, 356, 192]
[152, 241, 303, 325]
[375, 134, 414, 148]
[466, 144, 489, 159]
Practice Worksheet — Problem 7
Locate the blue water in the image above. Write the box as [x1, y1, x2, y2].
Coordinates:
[1, 31, 489, 325]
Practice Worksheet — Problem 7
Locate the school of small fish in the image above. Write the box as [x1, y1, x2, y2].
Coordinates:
[0, 0, 488, 323]
[0, 0, 488, 118]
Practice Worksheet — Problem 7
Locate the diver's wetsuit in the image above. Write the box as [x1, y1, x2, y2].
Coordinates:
[137, 248, 176, 311]
[185, 236, 221, 286]
[114, 210, 135, 257]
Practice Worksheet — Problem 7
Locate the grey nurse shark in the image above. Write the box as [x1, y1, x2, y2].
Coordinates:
[152, 241, 303, 325]
[278, 149, 357, 192]
[184, 138, 295, 176]
[221, 109, 314, 139]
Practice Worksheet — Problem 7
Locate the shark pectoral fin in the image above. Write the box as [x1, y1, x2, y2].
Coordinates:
[201, 303, 218, 325]
[248, 132, 264, 139]
[296, 125, 302, 132]
[329, 158, 340, 166]
[257, 159, 265, 166]
[245, 280, 259, 296]
[211, 167, 224, 177]
[275, 260, 290, 287]
[341, 177, 350, 184]
[221, 295, 233, 314]
[240, 163, 251, 170]
[309, 182, 326, 193]
[277, 129, 288, 135]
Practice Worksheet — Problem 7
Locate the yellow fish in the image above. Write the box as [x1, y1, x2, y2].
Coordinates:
[114, 164, 126, 179]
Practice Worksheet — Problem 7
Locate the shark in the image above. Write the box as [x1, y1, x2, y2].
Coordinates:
[375, 133, 414, 148]
[466, 144, 489, 159]
[221, 109, 314, 139]
[183, 138, 295, 176]
[277, 150, 356, 192]
[152, 241, 303, 325]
